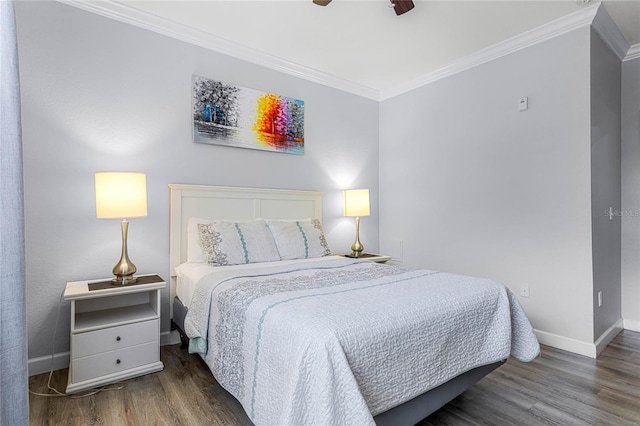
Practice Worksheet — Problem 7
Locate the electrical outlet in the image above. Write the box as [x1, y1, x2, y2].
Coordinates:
[598, 291, 602, 307]
[520, 283, 530, 298]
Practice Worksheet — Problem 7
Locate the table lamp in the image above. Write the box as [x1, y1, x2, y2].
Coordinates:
[343, 189, 370, 258]
[95, 172, 147, 284]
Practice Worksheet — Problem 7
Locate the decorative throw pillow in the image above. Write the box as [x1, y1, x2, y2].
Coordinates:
[197, 220, 280, 266]
[187, 217, 214, 263]
[266, 218, 332, 260]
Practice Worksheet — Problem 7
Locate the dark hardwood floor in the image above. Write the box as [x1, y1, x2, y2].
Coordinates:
[29, 330, 640, 425]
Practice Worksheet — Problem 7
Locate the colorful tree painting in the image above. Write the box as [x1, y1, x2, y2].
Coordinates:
[192, 75, 305, 155]
[253, 94, 305, 142]
[254, 93, 280, 135]
[193, 77, 241, 127]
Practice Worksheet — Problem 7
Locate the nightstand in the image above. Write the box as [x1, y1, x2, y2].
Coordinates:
[337, 253, 392, 263]
[63, 274, 166, 394]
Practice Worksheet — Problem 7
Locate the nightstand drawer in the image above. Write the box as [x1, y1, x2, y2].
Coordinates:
[72, 340, 159, 383]
[72, 319, 158, 359]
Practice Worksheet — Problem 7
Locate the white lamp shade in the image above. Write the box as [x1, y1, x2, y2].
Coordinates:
[95, 172, 148, 219]
[343, 189, 370, 217]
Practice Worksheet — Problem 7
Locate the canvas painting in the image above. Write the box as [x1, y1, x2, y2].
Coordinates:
[193, 75, 305, 155]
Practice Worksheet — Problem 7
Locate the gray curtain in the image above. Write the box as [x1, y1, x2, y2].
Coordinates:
[0, 1, 29, 424]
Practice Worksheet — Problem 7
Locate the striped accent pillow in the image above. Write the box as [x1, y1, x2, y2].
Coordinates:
[197, 220, 280, 266]
[266, 219, 331, 260]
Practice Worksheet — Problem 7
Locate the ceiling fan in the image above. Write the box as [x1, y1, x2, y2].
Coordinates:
[312, 0, 415, 16]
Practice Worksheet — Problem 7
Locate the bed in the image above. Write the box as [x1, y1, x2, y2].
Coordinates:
[168, 184, 540, 426]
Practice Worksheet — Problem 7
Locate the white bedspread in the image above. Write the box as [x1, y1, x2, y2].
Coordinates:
[183, 258, 540, 425]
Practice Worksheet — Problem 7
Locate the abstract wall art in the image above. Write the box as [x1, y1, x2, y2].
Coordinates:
[192, 75, 305, 155]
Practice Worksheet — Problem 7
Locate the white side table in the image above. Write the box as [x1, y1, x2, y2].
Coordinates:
[337, 253, 392, 263]
[63, 274, 166, 394]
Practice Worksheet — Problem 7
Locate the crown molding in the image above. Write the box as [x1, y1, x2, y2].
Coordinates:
[57, 1, 628, 101]
[380, 3, 601, 100]
[57, 0, 379, 100]
[626, 43, 640, 61]
[592, 2, 630, 61]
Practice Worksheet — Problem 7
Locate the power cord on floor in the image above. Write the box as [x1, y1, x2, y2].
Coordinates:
[28, 286, 124, 398]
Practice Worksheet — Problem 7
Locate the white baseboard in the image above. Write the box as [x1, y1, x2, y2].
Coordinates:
[161, 329, 182, 346]
[534, 319, 624, 359]
[594, 319, 624, 356]
[28, 351, 70, 377]
[534, 329, 597, 358]
[623, 318, 640, 332]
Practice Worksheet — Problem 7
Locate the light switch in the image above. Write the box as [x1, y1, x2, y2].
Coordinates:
[518, 97, 528, 111]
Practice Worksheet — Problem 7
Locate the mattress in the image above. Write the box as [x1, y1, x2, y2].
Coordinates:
[174, 255, 355, 308]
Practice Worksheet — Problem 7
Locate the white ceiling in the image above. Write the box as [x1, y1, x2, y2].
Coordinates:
[115, 1, 639, 93]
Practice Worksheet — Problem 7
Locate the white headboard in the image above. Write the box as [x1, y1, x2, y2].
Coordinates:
[168, 184, 323, 306]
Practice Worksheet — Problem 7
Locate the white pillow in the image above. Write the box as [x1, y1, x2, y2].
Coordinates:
[197, 220, 280, 266]
[266, 218, 331, 260]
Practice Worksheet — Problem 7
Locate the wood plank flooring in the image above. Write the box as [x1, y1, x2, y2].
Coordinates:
[29, 330, 640, 425]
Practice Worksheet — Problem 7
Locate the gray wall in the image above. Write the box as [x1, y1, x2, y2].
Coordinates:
[379, 28, 596, 345]
[16, 2, 380, 363]
[590, 29, 622, 340]
[622, 56, 640, 331]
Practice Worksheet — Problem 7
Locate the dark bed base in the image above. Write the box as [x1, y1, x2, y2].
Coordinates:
[373, 361, 503, 425]
[171, 296, 189, 349]
[171, 296, 504, 425]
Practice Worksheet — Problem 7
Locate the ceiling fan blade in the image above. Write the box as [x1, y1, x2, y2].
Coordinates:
[391, 0, 414, 16]
[313, 0, 332, 5]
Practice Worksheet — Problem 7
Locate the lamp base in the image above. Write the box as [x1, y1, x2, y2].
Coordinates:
[111, 275, 138, 285]
[111, 219, 138, 286]
[345, 252, 364, 258]
[349, 216, 364, 258]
